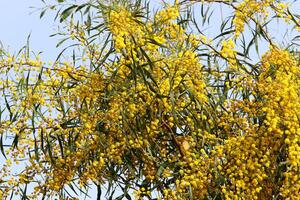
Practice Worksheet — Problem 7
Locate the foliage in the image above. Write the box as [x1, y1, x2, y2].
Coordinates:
[1, 0, 300, 199]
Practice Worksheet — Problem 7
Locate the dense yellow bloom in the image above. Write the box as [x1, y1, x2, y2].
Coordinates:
[1, 0, 300, 199]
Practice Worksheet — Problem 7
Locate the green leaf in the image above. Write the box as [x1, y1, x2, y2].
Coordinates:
[155, 161, 168, 178]
[40, 9, 47, 18]
[56, 37, 69, 48]
[0, 133, 6, 159]
[60, 5, 77, 22]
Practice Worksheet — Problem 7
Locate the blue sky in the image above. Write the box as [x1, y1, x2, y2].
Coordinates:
[0, 0, 175, 61]
[1, 0, 299, 60]
[0, 0, 60, 61]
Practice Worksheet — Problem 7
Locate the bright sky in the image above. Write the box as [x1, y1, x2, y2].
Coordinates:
[0, 0, 60, 61]
[0, 0, 173, 61]
[1, 0, 299, 59]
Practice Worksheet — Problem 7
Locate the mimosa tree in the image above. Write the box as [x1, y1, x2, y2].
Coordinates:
[1, 0, 300, 199]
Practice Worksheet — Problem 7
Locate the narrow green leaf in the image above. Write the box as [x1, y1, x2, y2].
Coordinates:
[60, 5, 77, 22]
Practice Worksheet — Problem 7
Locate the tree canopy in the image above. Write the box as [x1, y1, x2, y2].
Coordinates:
[1, 0, 300, 199]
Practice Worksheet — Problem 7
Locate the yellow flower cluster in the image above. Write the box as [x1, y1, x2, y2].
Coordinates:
[156, 5, 180, 23]
[108, 7, 145, 51]
[1, 0, 300, 199]
[220, 39, 237, 68]
[233, 0, 275, 37]
[258, 47, 300, 198]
